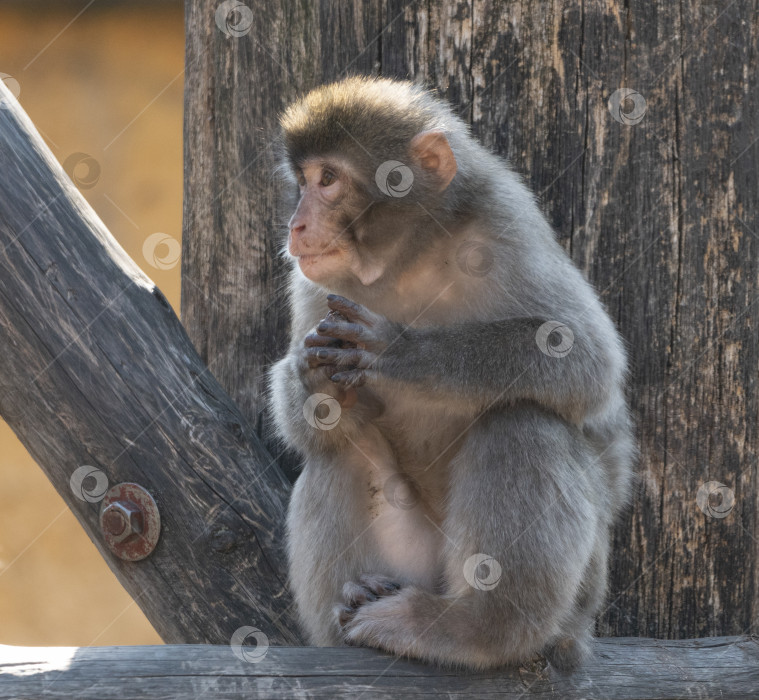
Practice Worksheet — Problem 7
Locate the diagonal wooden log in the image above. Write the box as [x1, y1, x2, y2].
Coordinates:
[1, 638, 758, 699]
[0, 82, 301, 644]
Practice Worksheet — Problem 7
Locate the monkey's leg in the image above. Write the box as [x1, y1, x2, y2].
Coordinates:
[286, 426, 403, 646]
[542, 533, 609, 672]
[286, 455, 374, 645]
[339, 405, 608, 670]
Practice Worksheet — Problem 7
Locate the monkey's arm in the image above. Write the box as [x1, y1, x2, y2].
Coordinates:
[307, 295, 621, 423]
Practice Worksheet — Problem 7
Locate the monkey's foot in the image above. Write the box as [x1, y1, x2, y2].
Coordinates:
[543, 634, 591, 673]
[335, 573, 401, 633]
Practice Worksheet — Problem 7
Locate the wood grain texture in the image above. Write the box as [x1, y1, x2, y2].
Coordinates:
[182, 0, 382, 480]
[183, 0, 759, 638]
[0, 80, 301, 645]
[1, 638, 758, 699]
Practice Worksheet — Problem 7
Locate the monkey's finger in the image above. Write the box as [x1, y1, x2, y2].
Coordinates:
[324, 309, 349, 322]
[330, 369, 378, 388]
[335, 604, 356, 629]
[307, 347, 373, 368]
[326, 294, 375, 325]
[316, 319, 368, 343]
[304, 332, 343, 348]
[358, 573, 401, 596]
[342, 581, 378, 608]
[305, 348, 356, 370]
[308, 355, 353, 371]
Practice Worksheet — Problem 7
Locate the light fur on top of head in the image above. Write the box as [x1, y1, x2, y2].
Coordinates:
[280, 76, 464, 171]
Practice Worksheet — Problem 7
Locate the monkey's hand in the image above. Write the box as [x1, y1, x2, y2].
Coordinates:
[306, 294, 401, 389]
[300, 321, 358, 408]
[335, 573, 402, 642]
[300, 314, 386, 418]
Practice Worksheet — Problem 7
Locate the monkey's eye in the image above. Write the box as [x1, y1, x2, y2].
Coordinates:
[296, 171, 306, 187]
[320, 170, 336, 187]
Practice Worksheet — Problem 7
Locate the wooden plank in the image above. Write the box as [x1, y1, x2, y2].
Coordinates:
[0, 81, 301, 644]
[1, 639, 757, 699]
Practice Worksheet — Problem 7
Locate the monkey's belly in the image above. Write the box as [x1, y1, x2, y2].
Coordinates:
[351, 430, 443, 590]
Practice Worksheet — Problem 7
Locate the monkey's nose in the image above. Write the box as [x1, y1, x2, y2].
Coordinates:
[288, 226, 313, 256]
[289, 223, 306, 246]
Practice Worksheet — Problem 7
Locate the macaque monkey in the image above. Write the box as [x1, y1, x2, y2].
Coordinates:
[269, 76, 635, 671]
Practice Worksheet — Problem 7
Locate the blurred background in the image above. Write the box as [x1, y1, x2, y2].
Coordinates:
[0, 0, 184, 645]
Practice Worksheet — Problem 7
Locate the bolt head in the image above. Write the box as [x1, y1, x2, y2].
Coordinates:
[101, 501, 143, 544]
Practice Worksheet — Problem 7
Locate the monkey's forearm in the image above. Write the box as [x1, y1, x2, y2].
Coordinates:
[310, 296, 620, 421]
[380, 318, 618, 421]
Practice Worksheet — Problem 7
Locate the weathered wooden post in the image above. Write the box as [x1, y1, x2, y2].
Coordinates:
[0, 79, 301, 645]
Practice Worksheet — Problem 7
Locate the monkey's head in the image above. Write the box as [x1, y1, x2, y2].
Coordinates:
[279, 77, 464, 289]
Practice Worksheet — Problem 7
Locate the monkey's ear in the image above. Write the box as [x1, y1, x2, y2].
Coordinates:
[409, 130, 457, 191]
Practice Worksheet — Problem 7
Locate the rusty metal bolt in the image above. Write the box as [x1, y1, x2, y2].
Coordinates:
[99, 483, 160, 561]
[100, 500, 143, 544]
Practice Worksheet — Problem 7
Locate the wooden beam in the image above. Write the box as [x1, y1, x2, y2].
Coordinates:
[0, 82, 301, 643]
[1, 638, 757, 699]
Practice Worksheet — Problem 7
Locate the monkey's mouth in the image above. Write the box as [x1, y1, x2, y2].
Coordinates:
[296, 250, 341, 262]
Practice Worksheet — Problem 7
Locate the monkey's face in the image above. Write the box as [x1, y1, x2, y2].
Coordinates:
[288, 159, 386, 287]
[286, 131, 458, 290]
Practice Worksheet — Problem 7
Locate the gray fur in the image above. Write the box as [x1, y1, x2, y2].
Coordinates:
[268, 77, 635, 671]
